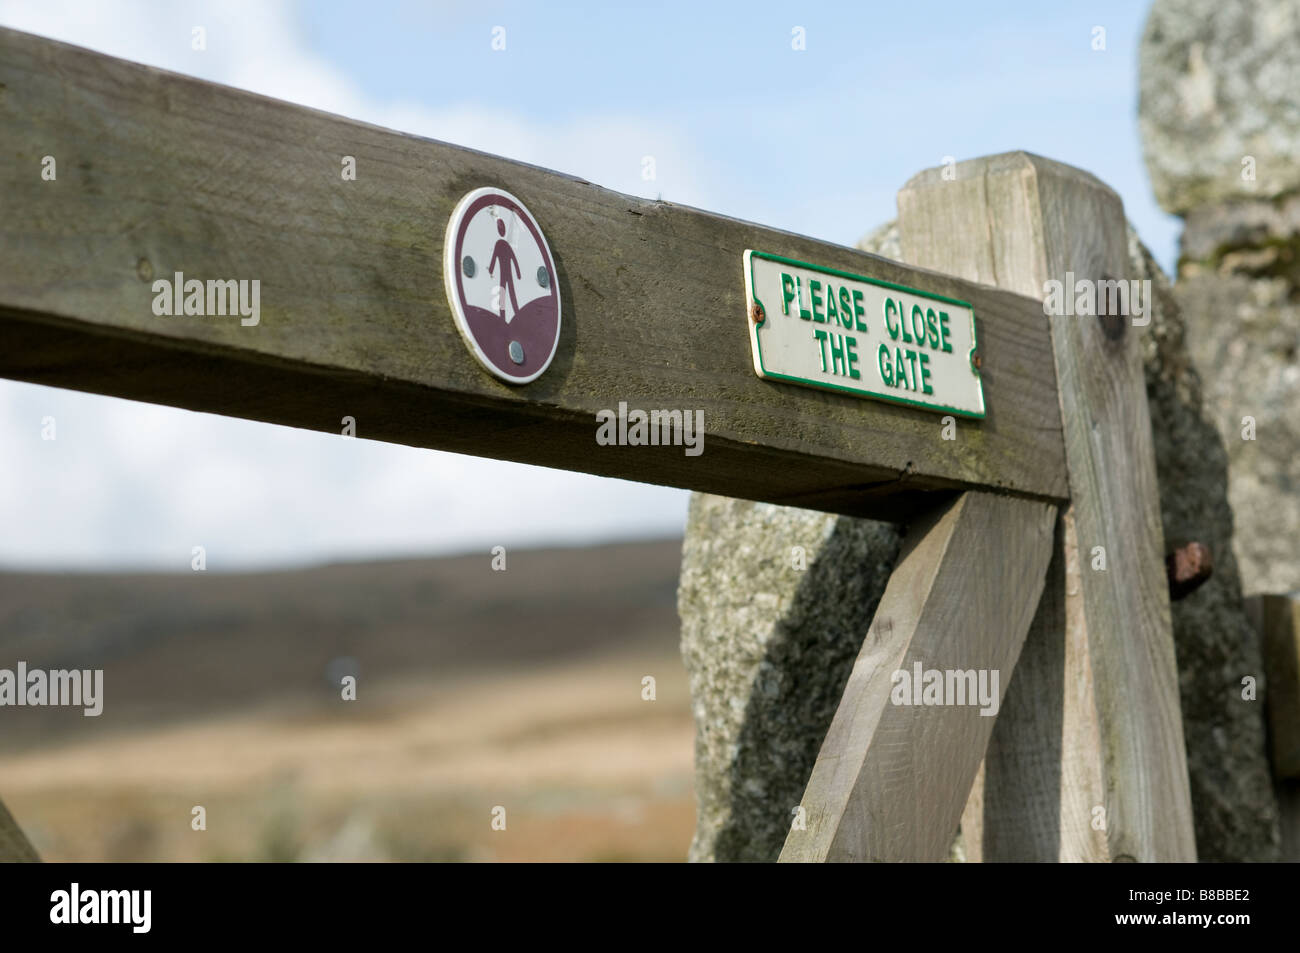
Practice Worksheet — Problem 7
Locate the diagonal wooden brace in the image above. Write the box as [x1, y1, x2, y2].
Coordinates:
[781, 491, 1055, 862]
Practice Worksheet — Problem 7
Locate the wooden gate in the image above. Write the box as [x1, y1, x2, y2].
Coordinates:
[0, 26, 1197, 862]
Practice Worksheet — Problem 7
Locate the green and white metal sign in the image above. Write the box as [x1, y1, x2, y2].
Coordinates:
[743, 250, 985, 418]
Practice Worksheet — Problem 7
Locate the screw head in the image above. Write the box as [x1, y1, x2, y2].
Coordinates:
[537, 266, 550, 288]
[508, 340, 524, 365]
[462, 255, 476, 278]
[751, 303, 765, 324]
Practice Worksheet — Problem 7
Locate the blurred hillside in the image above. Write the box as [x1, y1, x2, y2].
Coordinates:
[0, 539, 695, 862]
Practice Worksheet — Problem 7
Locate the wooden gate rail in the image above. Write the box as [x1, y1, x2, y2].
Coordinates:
[0, 26, 1063, 523]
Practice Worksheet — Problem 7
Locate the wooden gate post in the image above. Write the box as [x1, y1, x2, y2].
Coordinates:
[898, 152, 1197, 862]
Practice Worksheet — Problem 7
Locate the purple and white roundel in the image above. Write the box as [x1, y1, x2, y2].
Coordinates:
[443, 187, 561, 384]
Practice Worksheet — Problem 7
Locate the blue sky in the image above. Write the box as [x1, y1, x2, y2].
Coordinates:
[301, 0, 1174, 264]
[0, 0, 1181, 570]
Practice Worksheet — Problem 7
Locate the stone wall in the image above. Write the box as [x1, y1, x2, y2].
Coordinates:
[1130, 226, 1280, 860]
[1141, 0, 1300, 595]
[678, 498, 900, 862]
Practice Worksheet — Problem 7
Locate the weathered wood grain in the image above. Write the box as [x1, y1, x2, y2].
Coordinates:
[1276, 780, 1300, 862]
[956, 510, 1107, 861]
[779, 491, 1056, 862]
[1249, 595, 1300, 861]
[0, 27, 1067, 522]
[1246, 594, 1300, 780]
[0, 798, 39, 862]
[899, 152, 1196, 861]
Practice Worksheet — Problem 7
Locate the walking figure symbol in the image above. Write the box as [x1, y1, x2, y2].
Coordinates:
[444, 186, 561, 385]
[488, 219, 522, 321]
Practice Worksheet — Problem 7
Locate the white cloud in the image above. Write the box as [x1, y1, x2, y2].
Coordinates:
[0, 0, 695, 569]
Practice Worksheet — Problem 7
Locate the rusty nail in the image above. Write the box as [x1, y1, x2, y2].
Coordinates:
[1166, 541, 1213, 600]
[751, 303, 765, 324]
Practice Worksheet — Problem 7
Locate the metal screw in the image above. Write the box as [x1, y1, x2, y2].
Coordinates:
[751, 303, 765, 324]
[508, 340, 524, 365]
[537, 266, 550, 288]
[462, 255, 476, 278]
[972, 352, 982, 370]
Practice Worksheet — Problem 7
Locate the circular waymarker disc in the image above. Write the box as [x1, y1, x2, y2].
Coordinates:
[443, 187, 561, 385]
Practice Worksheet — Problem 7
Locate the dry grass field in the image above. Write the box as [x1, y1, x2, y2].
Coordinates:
[0, 539, 696, 862]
